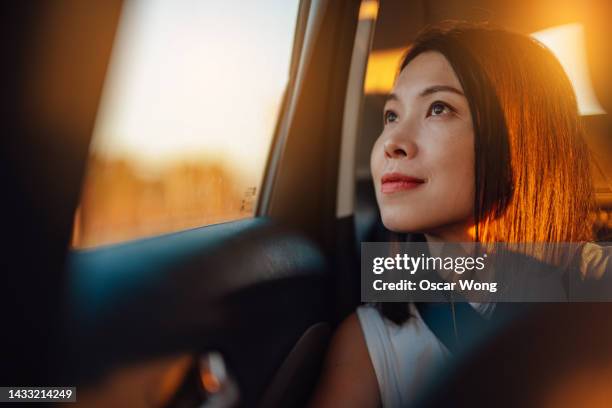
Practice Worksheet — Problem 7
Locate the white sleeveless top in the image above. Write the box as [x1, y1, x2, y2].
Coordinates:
[356, 303, 449, 407]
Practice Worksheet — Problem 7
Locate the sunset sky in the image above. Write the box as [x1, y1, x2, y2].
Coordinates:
[90, 0, 300, 183]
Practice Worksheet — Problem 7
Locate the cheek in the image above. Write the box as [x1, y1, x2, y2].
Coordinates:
[434, 136, 474, 186]
[431, 158, 474, 215]
[425, 125, 475, 218]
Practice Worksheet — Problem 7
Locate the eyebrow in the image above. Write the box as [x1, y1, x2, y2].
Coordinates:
[419, 85, 464, 97]
[384, 85, 465, 104]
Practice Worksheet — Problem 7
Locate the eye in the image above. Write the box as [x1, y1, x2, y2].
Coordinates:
[383, 110, 398, 125]
[427, 101, 453, 117]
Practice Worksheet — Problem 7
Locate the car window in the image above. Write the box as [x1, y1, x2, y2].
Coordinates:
[72, 0, 300, 248]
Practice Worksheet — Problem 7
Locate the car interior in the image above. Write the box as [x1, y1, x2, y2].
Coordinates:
[2, 0, 611, 407]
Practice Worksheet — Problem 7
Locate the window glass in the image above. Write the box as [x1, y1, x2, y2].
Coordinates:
[72, 0, 300, 248]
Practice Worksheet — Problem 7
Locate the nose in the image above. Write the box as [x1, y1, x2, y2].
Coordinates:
[383, 135, 417, 159]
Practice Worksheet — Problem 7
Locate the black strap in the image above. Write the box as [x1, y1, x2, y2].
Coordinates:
[415, 301, 486, 355]
[415, 301, 530, 355]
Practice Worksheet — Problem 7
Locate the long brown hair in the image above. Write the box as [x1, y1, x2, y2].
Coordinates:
[400, 21, 595, 243]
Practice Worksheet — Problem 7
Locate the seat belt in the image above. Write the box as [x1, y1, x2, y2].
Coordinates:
[414, 301, 486, 355]
[415, 301, 528, 355]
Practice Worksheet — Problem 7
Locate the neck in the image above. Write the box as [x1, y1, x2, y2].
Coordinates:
[424, 222, 474, 243]
[424, 223, 476, 281]
[424, 222, 475, 258]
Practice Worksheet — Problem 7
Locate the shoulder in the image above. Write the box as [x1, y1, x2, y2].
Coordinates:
[325, 311, 374, 371]
[333, 311, 365, 349]
[307, 312, 380, 408]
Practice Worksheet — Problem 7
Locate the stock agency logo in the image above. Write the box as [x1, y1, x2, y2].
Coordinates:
[372, 252, 488, 275]
[360, 242, 507, 302]
[370, 252, 498, 294]
[362, 241, 612, 302]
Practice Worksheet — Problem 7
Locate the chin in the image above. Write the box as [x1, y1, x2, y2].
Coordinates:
[380, 206, 471, 237]
[380, 208, 429, 234]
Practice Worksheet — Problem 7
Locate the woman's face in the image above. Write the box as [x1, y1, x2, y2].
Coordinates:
[371, 51, 475, 238]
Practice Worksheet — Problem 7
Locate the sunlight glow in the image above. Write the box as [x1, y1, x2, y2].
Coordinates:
[74, 0, 299, 247]
[359, 0, 379, 21]
[90, 0, 299, 182]
[531, 23, 606, 116]
[363, 47, 406, 94]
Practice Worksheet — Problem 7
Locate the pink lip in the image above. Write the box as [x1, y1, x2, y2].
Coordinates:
[381, 172, 425, 194]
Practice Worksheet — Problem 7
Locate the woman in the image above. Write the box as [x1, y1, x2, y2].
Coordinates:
[309, 21, 601, 407]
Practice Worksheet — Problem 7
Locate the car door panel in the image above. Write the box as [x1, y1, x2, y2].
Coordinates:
[64, 217, 332, 405]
